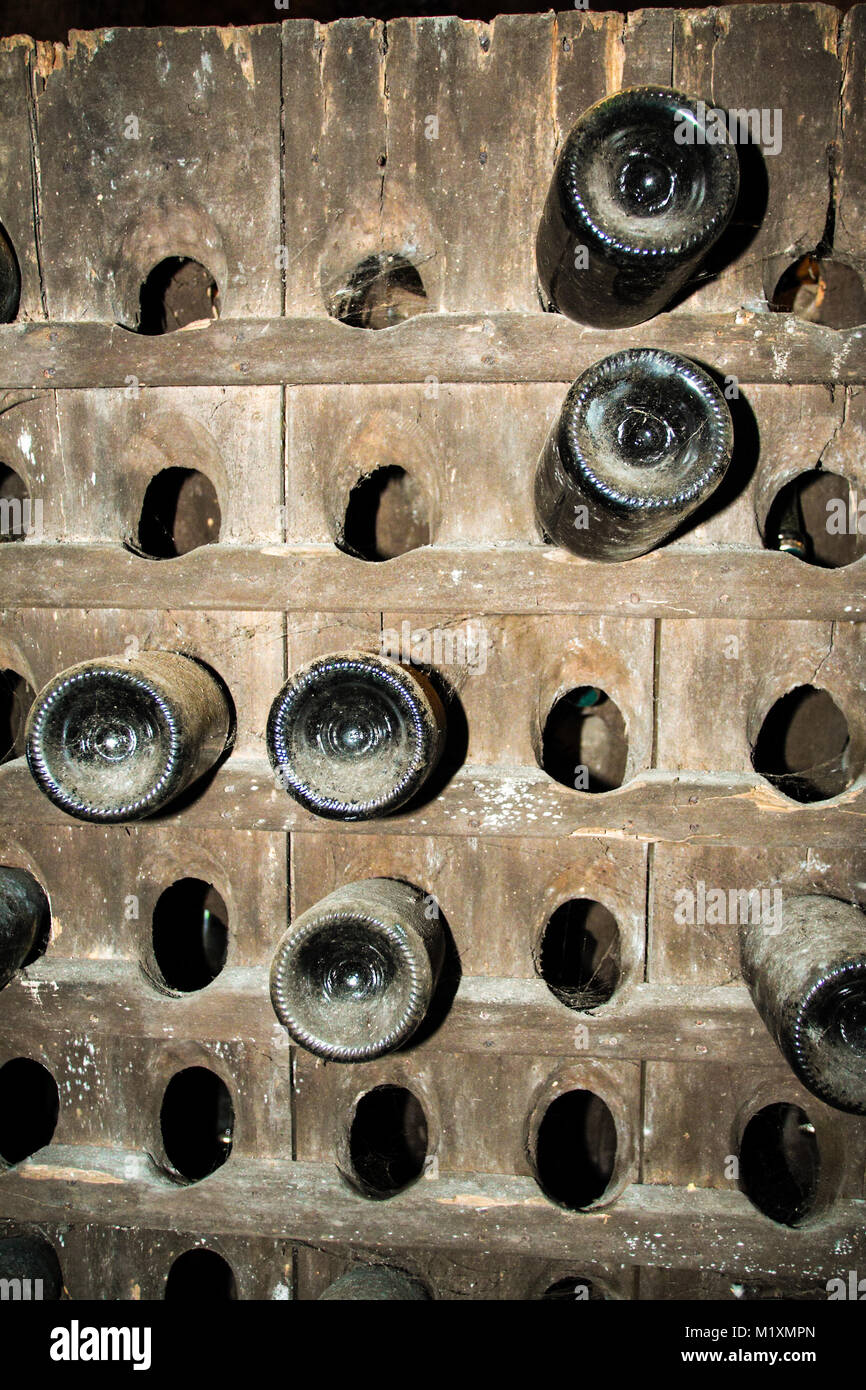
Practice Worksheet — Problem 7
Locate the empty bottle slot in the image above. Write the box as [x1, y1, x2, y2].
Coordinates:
[752, 685, 857, 802]
[533, 1089, 617, 1210]
[763, 469, 866, 568]
[0, 1058, 59, 1164]
[0, 669, 35, 764]
[164, 1248, 238, 1300]
[540, 686, 628, 792]
[739, 1102, 820, 1226]
[339, 465, 432, 562]
[538, 899, 621, 1009]
[151, 879, 228, 994]
[136, 467, 221, 559]
[138, 258, 220, 334]
[770, 256, 866, 330]
[347, 1084, 428, 1199]
[0, 1234, 63, 1298]
[0, 465, 32, 544]
[159, 1067, 234, 1182]
[541, 1276, 608, 1300]
[328, 253, 427, 330]
[0, 221, 20, 323]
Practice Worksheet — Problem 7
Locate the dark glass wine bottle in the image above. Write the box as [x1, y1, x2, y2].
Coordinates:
[25, 651, 232, 823]
[267, 651, 445, 820]
[740, 895, 866, 1114]
[319, 1265, 429, 1301]
[536, 87, 739, 328]
[0, 867, 49, 990]
[0, 222, 20, 323]
[534, 348, 733, 561]
[270, 878, 444, 1062]
[0, 1235, 63, 1300]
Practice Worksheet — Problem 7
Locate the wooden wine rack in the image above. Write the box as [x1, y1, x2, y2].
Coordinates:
[0, 6, 865, 1300]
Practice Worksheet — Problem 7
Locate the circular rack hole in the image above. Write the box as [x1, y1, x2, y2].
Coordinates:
[151, 878, 228, 993]
[538, 899, 621, 1009]
[770, 256, 866, 330]
[0, 669, 35, 764]
[532, 1089, 617, 1211]
[164, 1248, 238, 1300]
[339, 465, 432, 562]
[136, 467, 222, 559]
[0, 464, 32, 544]
[138, 257, 220, 334]
[0, 1058, 59, 1165]
[347, 1084, 429, 1199]
[329, 253, 427, 330]
[540, 1275, 610, 1301]
[739, 1102, 820, 1227]
[159, 1066, 234, 1182]
[752, 685, 857, 803]
[0, 1234, 64, 1298]
[540, 686, 628, 792]
[763, 469, 866, 569]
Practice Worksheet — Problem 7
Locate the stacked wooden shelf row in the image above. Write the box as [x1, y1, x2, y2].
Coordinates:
[0, 8, 864, 1297]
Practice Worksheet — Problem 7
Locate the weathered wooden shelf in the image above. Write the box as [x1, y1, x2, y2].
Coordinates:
[1, 759, 862, 846]
[0, 963, 785, 1066]
[0, 311, 863, 389]
[1, 543, 863, 619]
[2, 1146, 862, 1279]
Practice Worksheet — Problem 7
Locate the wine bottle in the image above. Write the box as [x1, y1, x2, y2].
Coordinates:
[0, 222, 20, 323]
[267, 651, 445, 820]
[270, 878, 444, 1062]
[740, 895, 866, 1114]
[534, 348, 733, 561]
[0, 867, 49, 990]
[536, 87, 739, 328]
[25, 651, 232, 823]
[319, 1265, 429, 1301]
[0, 1235, 63, 1299]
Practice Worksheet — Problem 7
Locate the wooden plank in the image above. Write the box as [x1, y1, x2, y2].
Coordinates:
[383, 15, 556, 313]
[0, 1024, 293, 1155]
[0, 822, 287, 966]
[648, 843, 866, 988]
[837, 5, 866, 260]
[0, 38, 42, 321]
[673, 4, 842, 311]
[0, 311, 864, 389]
[0, 1219, 296, 1300]
[0, 7, 863, 1293]
[0, 965, 788, 1065]
[3, 1145, 863, 1277]
[657, 619, 865, 775]
[293, 1049, 641, 1183]
[1, 758, 864, 846]
[292, 830, 647, 983]
[32, 26, 282, 323]
[644, 1059, 866, 1195]
[0, 608, 284, 758]
[49, 386, 282, 544]
[0, 543, 863, 619]
[296, 1242, 638, 1300]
